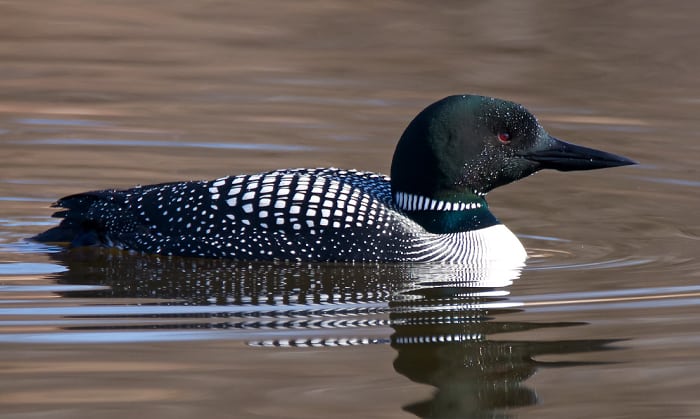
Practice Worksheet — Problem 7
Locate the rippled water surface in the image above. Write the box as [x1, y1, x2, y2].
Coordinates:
[2, 1, 700, 418]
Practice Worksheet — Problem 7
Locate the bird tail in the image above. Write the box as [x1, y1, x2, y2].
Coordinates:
[32, 192, 114, 246]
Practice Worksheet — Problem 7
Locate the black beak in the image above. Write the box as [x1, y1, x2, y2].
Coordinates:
[521, 136, 637, 171]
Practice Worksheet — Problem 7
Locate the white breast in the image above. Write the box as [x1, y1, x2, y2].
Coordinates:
[406, 224, 528, 264]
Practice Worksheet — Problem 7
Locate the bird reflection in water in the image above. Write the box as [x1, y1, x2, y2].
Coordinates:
[51, 249, 619, 418]
[390, 264, 618, 418]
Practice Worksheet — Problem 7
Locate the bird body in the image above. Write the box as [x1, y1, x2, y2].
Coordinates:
[34, 95, 635, 263]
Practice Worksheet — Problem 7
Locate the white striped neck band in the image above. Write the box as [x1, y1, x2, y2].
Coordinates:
[393, 191, 483, 212]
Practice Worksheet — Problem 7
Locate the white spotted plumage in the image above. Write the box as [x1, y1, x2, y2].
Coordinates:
[45, 167, 525, 263]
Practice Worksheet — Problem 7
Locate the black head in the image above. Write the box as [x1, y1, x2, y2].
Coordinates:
[390, 95, 636, 198]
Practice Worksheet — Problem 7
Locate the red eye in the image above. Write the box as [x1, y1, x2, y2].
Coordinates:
[497, 132, 511, 144]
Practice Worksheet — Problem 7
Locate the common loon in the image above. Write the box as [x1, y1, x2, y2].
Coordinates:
[34, 95, 635, 262]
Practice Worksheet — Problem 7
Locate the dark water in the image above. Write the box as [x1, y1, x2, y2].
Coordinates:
[2, 1, 700, 418]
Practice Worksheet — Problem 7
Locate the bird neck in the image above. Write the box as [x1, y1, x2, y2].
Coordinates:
[392, 190, 499, 233]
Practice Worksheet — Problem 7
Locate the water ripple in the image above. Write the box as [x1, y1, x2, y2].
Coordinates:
[16, 118, 108, 127]
[519, 284, 700, 312]
[18, 138, 315, 152]
[0, 262, 67, 275]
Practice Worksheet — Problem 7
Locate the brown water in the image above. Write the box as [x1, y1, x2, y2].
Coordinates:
[2, 1, 700, 418]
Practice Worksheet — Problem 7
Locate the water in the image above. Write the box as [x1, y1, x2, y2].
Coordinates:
[2, 1, 700, 418]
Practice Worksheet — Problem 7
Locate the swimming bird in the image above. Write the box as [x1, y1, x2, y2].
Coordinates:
[34, 95, 635, 263]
